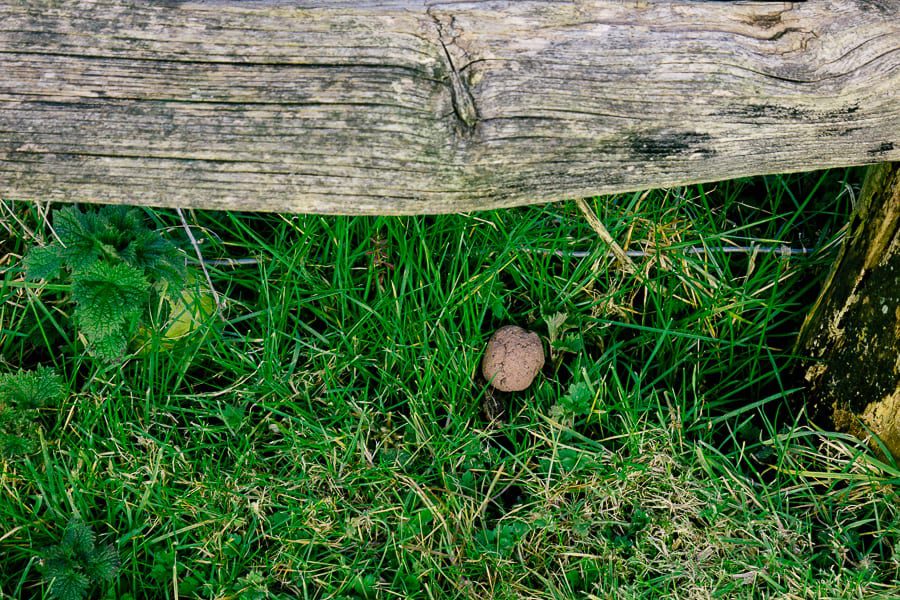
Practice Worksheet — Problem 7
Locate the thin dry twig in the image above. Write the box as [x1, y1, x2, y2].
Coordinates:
[574, 198, 637, 273]
[176, 207, 225, 316]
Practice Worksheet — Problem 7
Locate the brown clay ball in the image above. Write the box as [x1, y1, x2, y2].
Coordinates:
[481, 325, 545, 392]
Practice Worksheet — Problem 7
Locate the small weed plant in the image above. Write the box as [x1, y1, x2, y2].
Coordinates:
[0, 366, 63, 456]
[24, 206, 190, 362]
[40, 520, 119, 600]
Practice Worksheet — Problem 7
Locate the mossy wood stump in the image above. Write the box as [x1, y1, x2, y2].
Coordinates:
[796, 163, 900, 456]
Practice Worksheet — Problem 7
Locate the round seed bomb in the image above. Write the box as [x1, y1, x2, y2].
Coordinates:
[481, 325, 545, 392]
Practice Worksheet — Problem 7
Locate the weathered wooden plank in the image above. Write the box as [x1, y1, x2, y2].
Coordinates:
[0, 0, 898, 214]
[795, 162, 900, 457]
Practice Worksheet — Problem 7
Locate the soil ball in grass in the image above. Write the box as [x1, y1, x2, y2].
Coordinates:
[482, 325, 545, 392]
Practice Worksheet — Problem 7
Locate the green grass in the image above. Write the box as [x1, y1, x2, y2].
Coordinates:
[2, 170, 900, 598]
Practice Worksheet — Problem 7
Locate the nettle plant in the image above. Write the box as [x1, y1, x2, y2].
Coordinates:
[40, 519, 119, 600]
[0, 366, 64, 456]
[24, 206, 211, 362]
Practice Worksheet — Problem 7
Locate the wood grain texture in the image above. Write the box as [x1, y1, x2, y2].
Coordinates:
[1, 0, 898, 214]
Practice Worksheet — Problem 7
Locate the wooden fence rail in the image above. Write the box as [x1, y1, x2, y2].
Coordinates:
[1, 0, 898, 214]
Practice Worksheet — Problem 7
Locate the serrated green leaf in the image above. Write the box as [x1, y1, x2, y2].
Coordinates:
[46, 568, 91, 600]
[551, 334, 584, 354]
[0, 366, 64, 409]
[72, 262, 148, 339]
[86, 544, 120, 582]
[559, 381, 593, 416]
[130, 229, 183, 275]
[40, 519, 120, 600]
[54, 206, 101, 271]
[98, 206, 142, 240]
[62, 521, 96, 558]
[24, 244, 65, 281]
[91, 207, 141, 263]
[88, 333, 129, 362]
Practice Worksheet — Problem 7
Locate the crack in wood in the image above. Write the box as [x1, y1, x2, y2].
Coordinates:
[428, 9, 478, 131]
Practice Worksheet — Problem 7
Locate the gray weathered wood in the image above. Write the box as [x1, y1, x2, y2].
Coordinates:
[1, 0, 898, 214]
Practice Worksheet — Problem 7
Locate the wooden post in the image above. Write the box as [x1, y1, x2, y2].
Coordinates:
[796, 162, 900, 456]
